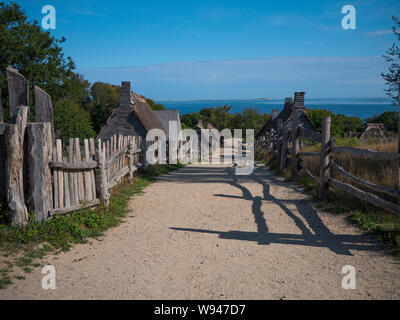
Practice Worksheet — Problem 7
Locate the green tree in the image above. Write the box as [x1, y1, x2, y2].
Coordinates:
[146, 98, 165, 111]
[0, 1, 91, 136]
[365, 111, 398, 132]
[53, 99, 96, 142]
[89, 82, 120, 133]
[382, 15, 400, 105]
[306, 109, 344, 137]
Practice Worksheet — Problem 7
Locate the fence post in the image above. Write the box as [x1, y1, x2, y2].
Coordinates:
[280, 126, 289, 171]
[319, 117, 331, 201]
[142, 139, 148, 170]
[27, 122, 53, 222]
[291, 109, 300, 179]
[128, 136, 135, 181]
[5, 106, 29, 225]
[95, 139, 110, 206]
[277, 119, 283, 159]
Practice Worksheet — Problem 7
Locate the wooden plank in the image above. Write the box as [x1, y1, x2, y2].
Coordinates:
[4, 106, 29, 225]
[89, 138, 97, 200]
[27, 122, 53, 221]
[56, 140, 64, 208]
[332, 146, 399, 161]
[280, 127, 289, 171]
[105, 146, 129, 168]
[83, 139, 92, 201]
[107, 166, 129, 190]
[331, 161, 399, 198]
[34, 85, 54, 137]
[52, 149, 59, 209]
[63, 156, 71, 208]
[299, 151, 321, 157]
[74, 138, 85, 203]
[6, 67, 29, 119]
[95, 139, 110, 206]
[68, 139, 76, 207]
[291, 109, 300, 179]
[319, 117, 331, 201]
[53, 198, 100, 215]
[50, 160, 98, 170]
[329, 178, 400, 217]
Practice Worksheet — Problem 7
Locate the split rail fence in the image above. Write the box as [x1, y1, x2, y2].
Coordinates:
[258, 104, 400, 217]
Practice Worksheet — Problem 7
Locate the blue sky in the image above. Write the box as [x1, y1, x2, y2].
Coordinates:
[15, 0, 400, 99]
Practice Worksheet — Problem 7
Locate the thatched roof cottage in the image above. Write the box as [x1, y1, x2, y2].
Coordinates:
[98, 81, 165, 141]
[257, 92, 315, 139]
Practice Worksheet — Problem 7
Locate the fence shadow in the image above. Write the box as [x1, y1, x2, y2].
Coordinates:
[167, 164, 379, 256]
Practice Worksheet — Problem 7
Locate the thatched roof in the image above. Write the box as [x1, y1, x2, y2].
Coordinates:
[154, 109, 182, 137]
[360, 123, 394, 142]
[257, 92, 315, 137]
[98, 82, 165, 141]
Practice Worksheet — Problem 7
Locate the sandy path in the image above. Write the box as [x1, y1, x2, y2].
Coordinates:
[1, 162, 399, 299]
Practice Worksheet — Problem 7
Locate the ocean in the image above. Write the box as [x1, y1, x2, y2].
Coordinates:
[157, 97, 397, 120]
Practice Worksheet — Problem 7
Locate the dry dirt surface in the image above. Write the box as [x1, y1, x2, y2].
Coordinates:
[1, 162, 399, 299]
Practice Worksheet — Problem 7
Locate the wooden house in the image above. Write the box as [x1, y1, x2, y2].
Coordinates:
[98, 81, 165, 141]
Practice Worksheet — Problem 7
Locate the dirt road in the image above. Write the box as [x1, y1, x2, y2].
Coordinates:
[1, 162, 399, 299]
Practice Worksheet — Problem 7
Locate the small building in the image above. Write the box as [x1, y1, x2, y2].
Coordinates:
[98, 81, 165, 141]
[257, 92, 315, 141]
[153, 109, 182, 139]
[360, 123, 394, 143]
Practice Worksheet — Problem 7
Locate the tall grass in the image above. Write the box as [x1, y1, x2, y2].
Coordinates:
[261, 137, 400, 256]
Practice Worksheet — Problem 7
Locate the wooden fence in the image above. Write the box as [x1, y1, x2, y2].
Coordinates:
[49, 135, 143, 215]
[0, 67, 148, 226]
[258, 106, 400, 217]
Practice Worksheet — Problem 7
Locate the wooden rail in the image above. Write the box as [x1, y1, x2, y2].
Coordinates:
[258, 95, 400, 217]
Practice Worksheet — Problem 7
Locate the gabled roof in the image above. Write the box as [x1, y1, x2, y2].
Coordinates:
[257, 93, 315, 138]
[98, 82, 165, 141]
[154, 109, 182, 137]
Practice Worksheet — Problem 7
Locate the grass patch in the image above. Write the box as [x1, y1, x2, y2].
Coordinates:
[0, 163, 184, 290]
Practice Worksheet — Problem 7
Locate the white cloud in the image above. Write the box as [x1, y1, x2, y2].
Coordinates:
[365, 30, 393, 36]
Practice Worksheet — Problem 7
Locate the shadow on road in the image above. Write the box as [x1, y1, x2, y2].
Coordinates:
[164, 164, 378, 256]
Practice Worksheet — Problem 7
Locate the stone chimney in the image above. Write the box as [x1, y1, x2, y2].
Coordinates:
[294, 92, 305, 110]
[119, 81, 131, 110]
[272, 109, 279, 120]
[196, 119, 203, 129]
[207, 123, 213, 130]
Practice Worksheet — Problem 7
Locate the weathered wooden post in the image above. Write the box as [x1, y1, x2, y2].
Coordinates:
[319, 117, 331, 201]
[280, 126, 289, 171]
[5, 106, 29, 225]
[291, 109, 300, 179]
[95, 139, 110, 206]
[27, 122, 53, 221]
[142, 139, 148, 170]
[6, 67, 29, 120]
[35, 85, 54, 138]
[127, 136, 135, 181]
[269, 128, 274, 151]
[277, 119, 283, 159]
